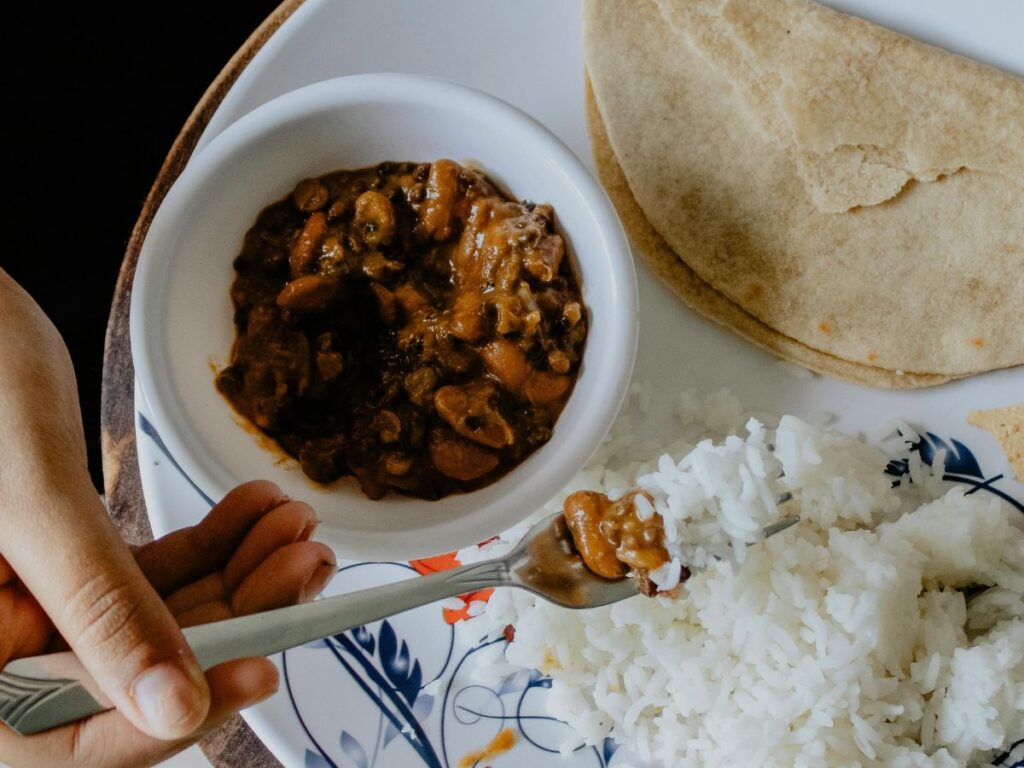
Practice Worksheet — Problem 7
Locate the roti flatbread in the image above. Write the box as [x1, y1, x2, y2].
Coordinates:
[583, 0, 1024, 377]
[585, 77, 950, 389]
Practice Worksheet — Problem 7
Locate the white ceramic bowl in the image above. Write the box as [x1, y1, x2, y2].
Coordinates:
[131, 74, 637, 560]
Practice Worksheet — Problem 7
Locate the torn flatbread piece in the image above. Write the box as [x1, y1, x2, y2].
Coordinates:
[969, 405, 1024, 481]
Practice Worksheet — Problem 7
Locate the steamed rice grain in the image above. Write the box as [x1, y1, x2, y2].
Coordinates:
[460, 389, 1024, 767]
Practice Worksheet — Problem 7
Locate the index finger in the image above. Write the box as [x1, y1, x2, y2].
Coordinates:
[134, 480, 288, 596]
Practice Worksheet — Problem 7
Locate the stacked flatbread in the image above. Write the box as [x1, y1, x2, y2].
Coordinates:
[584, 0, 1024, 388]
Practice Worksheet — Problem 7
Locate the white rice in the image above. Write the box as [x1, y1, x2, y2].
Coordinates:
[458, 389, 1024, 767]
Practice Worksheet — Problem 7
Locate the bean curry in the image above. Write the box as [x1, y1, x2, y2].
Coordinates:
[562, 490, 678, 595]
[217, 160, 586, 500]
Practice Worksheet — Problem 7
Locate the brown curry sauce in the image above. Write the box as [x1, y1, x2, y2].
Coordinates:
[217, 160, 586, 500]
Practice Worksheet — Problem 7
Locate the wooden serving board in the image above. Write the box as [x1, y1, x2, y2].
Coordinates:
[100, 2, 303, 765]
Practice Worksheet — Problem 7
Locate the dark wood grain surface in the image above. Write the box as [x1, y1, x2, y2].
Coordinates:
[100, 2, 304, 765]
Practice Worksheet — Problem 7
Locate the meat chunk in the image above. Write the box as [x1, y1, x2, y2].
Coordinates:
[216, 305, 311, 430]
[563, 491, 627, 579]
[292, 178, 329, 212]
[277, 274, 338, 312]
[428, 429, 499, 481]
[434, 383, 515, 449]
[561, 489, 670, 584]
[523, 235, 565, 283]
[354, 191, 396, 248]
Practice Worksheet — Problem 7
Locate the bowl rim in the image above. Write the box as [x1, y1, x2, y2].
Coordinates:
[130, 72, 638, 559]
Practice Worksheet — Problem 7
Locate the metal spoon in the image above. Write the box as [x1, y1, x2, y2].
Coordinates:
[0, 513, 799, 735]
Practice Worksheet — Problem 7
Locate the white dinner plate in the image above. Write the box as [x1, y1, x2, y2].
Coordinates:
[135, 2, 1024, 766]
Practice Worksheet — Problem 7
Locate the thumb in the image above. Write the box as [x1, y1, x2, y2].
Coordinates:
[2, 485, 210, 739]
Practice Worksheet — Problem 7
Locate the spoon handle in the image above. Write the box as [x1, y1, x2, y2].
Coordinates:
[0, 558, 509, 735]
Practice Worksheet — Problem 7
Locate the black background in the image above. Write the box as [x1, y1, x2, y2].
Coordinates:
[1, 2, 281, 489]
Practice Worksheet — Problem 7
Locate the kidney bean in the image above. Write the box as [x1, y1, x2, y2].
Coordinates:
[293, 178, 329, 212]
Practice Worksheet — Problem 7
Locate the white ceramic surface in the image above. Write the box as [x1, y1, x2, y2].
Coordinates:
[133, 2, 1024, 767]
[131, 73, 637, 561]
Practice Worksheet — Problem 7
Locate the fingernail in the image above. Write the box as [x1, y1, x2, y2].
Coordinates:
[257, 663, 281, 700]
[132, 663, 206, 736]
[299, 520, 318, 540]
[300, 560, 337, 602]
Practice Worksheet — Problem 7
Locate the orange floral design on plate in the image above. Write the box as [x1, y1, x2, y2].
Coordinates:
[410, 545, 496, 624]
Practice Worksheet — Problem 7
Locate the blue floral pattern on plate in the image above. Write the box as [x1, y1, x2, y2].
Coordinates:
[281, 560, 615, 768]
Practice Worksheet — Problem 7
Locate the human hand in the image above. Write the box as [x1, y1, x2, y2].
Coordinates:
[1, 480, 336, 766]
[0, 270, 336, 766]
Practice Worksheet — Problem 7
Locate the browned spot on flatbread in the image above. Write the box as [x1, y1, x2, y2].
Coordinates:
[968, 404, 1024, 481]
[971, 337, 986, 349]
[867, 352, 878, 362]
[818, 322, 831, 334]
[744, 282, 764, 302]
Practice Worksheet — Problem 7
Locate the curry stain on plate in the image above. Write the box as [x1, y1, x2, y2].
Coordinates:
[539, 650, 561, 674]
[457, 728, 516, 768]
